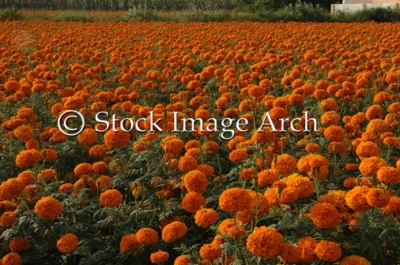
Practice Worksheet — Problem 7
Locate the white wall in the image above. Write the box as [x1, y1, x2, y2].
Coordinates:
[333, 2, 400, 13]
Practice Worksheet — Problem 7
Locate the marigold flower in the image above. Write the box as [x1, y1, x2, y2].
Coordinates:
[182, 192, 206, 213]
[298, 236, 317, 262]
[103, 129, 131, 148]
[309, 202, 341, 229]
[77, 128, 98, 145]
[0, 178, 25, 201]
[314, 240, 342, 263]
[305, 143, 320, 153]
[321, 111, 340, 126]
[219, 188, 251, 213]
[34, 196, 63, 221]
[183, 170, 208, 194]
[318, 190, 349, 212]
[339, 255, 371, 265]
[218, 218, 235, 234]
[13, 124, 34, 141]
[272, 154, 297, 175]
[381, 196, 400, 213]
[194, 208, 218, 228]
[366, 188, 390, 208]
[0, 211, 17, 226]
[1, 252, 22, 265]
[246, 226, 283, 259]
[162, 138, 184, 154]
[89, 144, 108, 157]
[136, 228, 159, 245]
[199, 243, 222, 261]
[345, 186, 371, 211]
[279, 243, 302, 263]
[280, 187, 299, 204]
[15, 149, 42, 168]
[162, 221, 187, 243]
[150, 250, 169, 264]
[99, 189, 123, 207]
[120, 233, 140, 252]
[323, 125, 346, 142]
[377, 166, 400, 184]
[257, 169, 278, 187]
[9, 237, 30, 252]
[174, 255, 192, 265]
[57, 233, 78, 254]
[178, 156, 198, 172]
[356, 141, 380, 159]
[228, 148, 248, 163]
[41, 148, 58, 161]
[359, 157, 388, 177]
[74, 163, 93, 176]
[282, 174, 314, 198]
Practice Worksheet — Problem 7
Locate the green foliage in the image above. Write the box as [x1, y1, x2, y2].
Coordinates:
[54, 11, 93, 22]
[0, 6, 22, 21]
[124, 5, 158, 21]
[257, 2, 331, 22]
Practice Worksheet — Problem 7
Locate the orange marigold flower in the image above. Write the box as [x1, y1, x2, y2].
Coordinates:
[199, 243, 222, 261]
[318, 190, 349, 212]
[280, 187, 299, 204]
[178, 156, 198, 172]
[103, 129, 130, 148]
[162, 138, 184, 154]
[120, 233, 140, 253]
[183, 170, 208, 194]
[0, 178, 25, 201]
[15, 149, 42, 168]
[228, 148, 248, 163]
[305, 143, 320, 153]
[321, 111, 340, 126]
[162, 221, 187, 243]
[99, 189, 123, 207]
[323, 125, 346, 142]
[356, 141, 380, 159]
[309, 202, 341, 229]
[182, 192, 206, 213]
[377, 166, 400, 184]
[34, 196, 62, 220]
[96, 175, 113, 191]
[282, 174, 314, 198]
[240, 168, 257, 181]
[0, 211, 17, 226]
[77, 128, 98, 145]
[13, 125, 34, 141]
[150, 250, 169, 264]
[74, 163, 93, 177]
[1, 252, 22, 265]
[89, 144, 108, 157]
[366, 188, 390, 208]
[258, 169, 279, 187]
[41, 148, 58, 161]
[57, 233, 78, 254]
[327, 142, 347, 154]
[359, 157, 388, 177]
[279, 243, 302, 264]
[273, 154, 297, 175]
[320, 98, 338, 111]
[246, 226, 283, 260]
[174, 255, 192, 265]
[196, 164, 214, 178]
[298, 236, 317, 262]
[219, 188, 251, 213]
[345, 186, 371, 211]
[381, 196, 400, 213]
[130, 228, 157, 247]
[17, 170, 34, 185]
[194, 208, 219, 228]
[9, 237, 30, 252]
[339, 255, 371, 265]
[59, 183, 73, 193]
[314, 240, 342, 263]
[37, 168, 58, 183]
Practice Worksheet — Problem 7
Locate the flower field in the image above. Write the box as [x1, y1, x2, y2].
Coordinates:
[0, 20, 400, 265]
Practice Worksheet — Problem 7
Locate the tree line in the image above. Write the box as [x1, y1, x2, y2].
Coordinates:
[0, 0, 340, 11]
